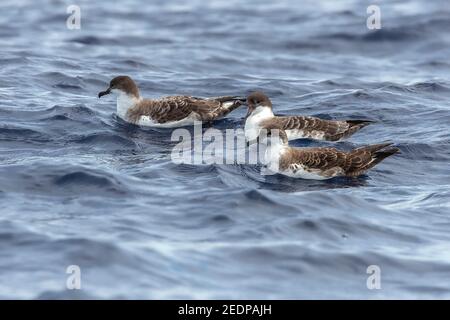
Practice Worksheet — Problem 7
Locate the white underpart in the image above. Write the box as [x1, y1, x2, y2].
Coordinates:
[285, 129, 305, 140]
[221, 101, 235, 110]
[281, 164, 328, 180]
[285, 129, 325, 141]
[244, 106, 274, 141]
[263, 139, 287, 174]
[137, 112, 200, 128]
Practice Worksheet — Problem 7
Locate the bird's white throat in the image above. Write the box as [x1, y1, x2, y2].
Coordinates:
[263, 139, 287, 174]
[244, 106, 274, 141]
[115, 90, 141, 120]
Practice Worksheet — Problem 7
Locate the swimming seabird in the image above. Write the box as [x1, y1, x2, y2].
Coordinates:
[261, 130, 399, 179]
[245, 91, 372, 143]
[98, 76, 246, 127]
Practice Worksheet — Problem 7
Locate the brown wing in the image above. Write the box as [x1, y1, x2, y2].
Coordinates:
[281, 142, 398, 178]
[281, 147, 347, 175]
[127, 96, 243, 124]
[126, 96, 220, 124]
[342, 143, 399, 176]
[263, 116, 370, 141]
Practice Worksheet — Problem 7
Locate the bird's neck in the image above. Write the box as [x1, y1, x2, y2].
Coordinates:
[248, 106, 274, 122]
[116, 92, 141, 120]
[265, 140, 286, 160]
[264, 140, 287, 174]
[245, 106, 274, 141]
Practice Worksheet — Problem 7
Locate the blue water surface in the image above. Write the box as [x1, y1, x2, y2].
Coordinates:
[0, 0, 449, 299]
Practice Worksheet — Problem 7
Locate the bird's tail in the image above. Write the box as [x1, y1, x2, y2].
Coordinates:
[328, 119, 374, 141]
[346, 119, 374, 129]
[339, 119, 373, 139]
[215, 96, 247, 117]
[370, 146, 401, 167]
[353, 142, 395, 154]
[350, 142, 400, 174]
[213, 95, 247, 105]
[199, 96, 246, 121]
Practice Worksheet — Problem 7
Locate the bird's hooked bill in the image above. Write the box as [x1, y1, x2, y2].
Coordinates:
[98, 87, 111, 98]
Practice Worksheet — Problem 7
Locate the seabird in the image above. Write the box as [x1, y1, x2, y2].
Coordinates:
[245, 91, 372, 143]
[98, 76, 246, 127]
[261, 130, 399, 180]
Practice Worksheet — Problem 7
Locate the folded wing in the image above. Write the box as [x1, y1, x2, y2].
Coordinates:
[262, 116, 372, 141]
[127, 96, 244, 124]
[282, 142, 399, 178]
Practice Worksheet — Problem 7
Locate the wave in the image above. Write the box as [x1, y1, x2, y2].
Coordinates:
[69, 133, 137, 149]
[0, 162, 131, 197]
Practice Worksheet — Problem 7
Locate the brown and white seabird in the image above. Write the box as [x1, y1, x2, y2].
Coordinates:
[98, 76, 246, 127]
[245, 91, 372, 143]
[261, 130, 399, 179]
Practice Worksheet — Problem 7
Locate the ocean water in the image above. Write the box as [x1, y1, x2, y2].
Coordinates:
[0, 0, 449, 299]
